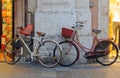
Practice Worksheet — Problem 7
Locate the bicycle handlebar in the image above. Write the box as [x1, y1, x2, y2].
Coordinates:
[72, 21, 84, 30]
[76, 21, 83, 24]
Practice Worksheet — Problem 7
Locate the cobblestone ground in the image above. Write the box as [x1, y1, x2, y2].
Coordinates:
[0, 62, 120, 78]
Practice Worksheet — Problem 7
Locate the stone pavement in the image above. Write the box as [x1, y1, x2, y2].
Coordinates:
[0, 62, 120, 78]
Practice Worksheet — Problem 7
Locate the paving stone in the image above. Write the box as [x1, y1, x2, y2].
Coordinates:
[0, 63, 120, 78]
[57, 71, 72, 78]
[42, 71, 56, 78]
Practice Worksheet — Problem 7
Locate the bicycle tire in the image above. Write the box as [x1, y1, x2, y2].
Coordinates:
[4, 38, 23, 65]
[36, 39, 62, 68]
[95, 40, 119, 66]
[54, 40, 79, 67]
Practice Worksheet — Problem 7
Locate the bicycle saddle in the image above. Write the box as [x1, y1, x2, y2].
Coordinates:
[92, 29, 101, 34]
[36, 32, 46, 36]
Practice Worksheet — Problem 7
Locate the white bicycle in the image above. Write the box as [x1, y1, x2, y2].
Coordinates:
[4, 25, 62, 68]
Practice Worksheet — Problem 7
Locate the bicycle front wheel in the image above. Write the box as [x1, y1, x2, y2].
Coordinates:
[4, 38, 23, 65]
[54, 40, 79, 67]
[95, 40, 119, 66]
[37, 39, 62, 68]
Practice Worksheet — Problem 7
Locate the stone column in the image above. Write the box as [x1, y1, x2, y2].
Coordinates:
[98, 0, 109, 38]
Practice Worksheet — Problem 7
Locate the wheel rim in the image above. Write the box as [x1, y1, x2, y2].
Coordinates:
[37, 40, 62, 68]
[95, 41, 118, 66]
[4, 39, 22, 64]
[58, 41, 79, 66]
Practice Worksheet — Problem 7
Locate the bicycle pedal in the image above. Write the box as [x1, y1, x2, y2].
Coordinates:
[53, 56, 57, 62]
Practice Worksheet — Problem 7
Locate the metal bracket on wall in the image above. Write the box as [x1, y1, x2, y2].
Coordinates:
[89, 2, 94, 7]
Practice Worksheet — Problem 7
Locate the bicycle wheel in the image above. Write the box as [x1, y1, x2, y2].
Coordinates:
[36, 39, 62, 68]
[4, 38, 23, 65]
[95, 40, 119, 66]
[54, 40, 79, 67]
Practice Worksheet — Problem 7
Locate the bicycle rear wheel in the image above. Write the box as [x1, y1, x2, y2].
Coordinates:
[36, 39, 62, 68]
[4, 38, 23, 65]
[54, 40, 79, 67]
[95, 40, 119, 66]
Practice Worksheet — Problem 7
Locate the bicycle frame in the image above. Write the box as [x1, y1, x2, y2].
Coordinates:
[16, 35, 41, 60]
[58, 22, 119, 66]
[4, 26, 63, 67]
[68, 30, 112, 54]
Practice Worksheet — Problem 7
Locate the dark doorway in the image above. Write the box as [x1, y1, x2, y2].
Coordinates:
[0, 0, 2, 48]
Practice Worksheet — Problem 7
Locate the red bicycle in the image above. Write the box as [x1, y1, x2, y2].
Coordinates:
[54, 22, 119, 66]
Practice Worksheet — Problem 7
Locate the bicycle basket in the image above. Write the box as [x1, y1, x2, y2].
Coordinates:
[62, 27, 74, 38]
[13, 40, 22, 49]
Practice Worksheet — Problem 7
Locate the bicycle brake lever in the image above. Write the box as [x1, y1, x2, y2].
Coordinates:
[72, 26, 75, 29]
[79, 25, 84, 27]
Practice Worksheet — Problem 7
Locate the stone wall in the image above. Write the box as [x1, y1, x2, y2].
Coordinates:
[34, 0, 92, 63]
[35, 0, 92, 38]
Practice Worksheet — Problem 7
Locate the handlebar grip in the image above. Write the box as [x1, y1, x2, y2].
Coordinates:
[17, 26, 23, 29]
[72, 26, 75, 28]
[79, 25, 84, 27]
[76, 21, 83, 24]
